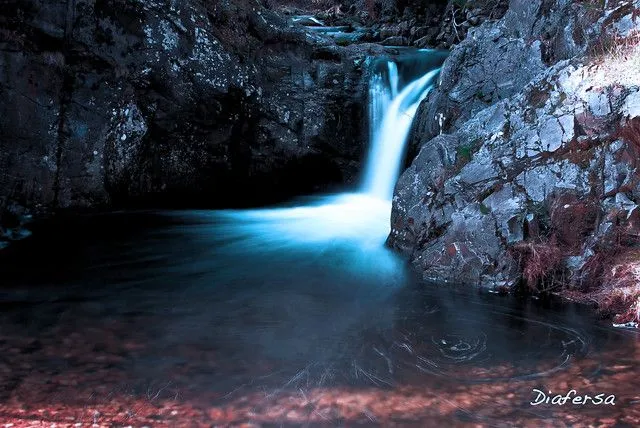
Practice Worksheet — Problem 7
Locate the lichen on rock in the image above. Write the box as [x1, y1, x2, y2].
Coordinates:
[391, 0, 640, 323]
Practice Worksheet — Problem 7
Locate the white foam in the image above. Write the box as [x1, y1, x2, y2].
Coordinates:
[361, 67, 440, 200]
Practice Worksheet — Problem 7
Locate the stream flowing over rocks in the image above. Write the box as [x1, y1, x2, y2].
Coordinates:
[390, 0, 640, 319]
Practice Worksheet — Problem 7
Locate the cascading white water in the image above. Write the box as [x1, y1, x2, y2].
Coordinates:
[183, 52, 444, 276]
[361, 64, 440, 200]
[368, 62, 399, 147]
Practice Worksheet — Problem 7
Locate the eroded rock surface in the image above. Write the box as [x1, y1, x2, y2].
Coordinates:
[391, 0, 640, 308]
[0, 0, 379, 228]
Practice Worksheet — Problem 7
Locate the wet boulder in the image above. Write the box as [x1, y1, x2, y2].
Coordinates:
[391, 0, 640, 291]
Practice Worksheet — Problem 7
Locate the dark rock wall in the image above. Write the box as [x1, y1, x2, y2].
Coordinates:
[0, 0, 373, 219]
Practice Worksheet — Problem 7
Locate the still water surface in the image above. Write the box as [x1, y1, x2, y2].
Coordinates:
[0, 197, 638, 426]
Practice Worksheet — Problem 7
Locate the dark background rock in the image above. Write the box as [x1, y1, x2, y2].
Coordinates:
[0, 0, 381, 226]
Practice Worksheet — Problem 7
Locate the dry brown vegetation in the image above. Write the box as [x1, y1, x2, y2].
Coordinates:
[511, 192, 601, 291]
[599, 253, 640, 323]
[619, 117, 640, 153]
[576, 246, 640, 324]
[512, 237, 564, 290]
[563, 205, 640, 323]
[587, 30, 640, 87]
[512, 111, 640, 324]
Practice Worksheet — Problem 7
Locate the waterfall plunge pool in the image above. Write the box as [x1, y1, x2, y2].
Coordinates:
[0, 50, 638, 426]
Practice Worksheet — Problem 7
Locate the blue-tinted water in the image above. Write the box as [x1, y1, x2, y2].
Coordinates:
[0, 208, 638, 425]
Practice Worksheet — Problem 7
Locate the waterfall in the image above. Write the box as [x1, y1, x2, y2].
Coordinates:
[368, 62, 399, 147]
[200, 51, 445, 258]
[361, 59, 441, 200]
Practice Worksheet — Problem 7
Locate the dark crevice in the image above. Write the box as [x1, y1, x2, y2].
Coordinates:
[52, 0, 77, 209]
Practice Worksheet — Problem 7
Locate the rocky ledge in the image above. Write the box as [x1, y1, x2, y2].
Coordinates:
[390, 0, 640, 323]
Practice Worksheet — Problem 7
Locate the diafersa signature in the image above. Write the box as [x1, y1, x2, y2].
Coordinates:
[530, 389, 616, 406]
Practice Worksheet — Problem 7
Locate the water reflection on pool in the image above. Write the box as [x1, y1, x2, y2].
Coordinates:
[0, 201, 638, 426]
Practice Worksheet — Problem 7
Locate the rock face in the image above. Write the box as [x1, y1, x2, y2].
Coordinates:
[0, 0, 376, 225]
[390, 0, 640, 297]
[410, 0, 603, 143]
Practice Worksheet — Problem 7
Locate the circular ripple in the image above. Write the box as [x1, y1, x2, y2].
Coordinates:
[313, 288, 595, 389]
